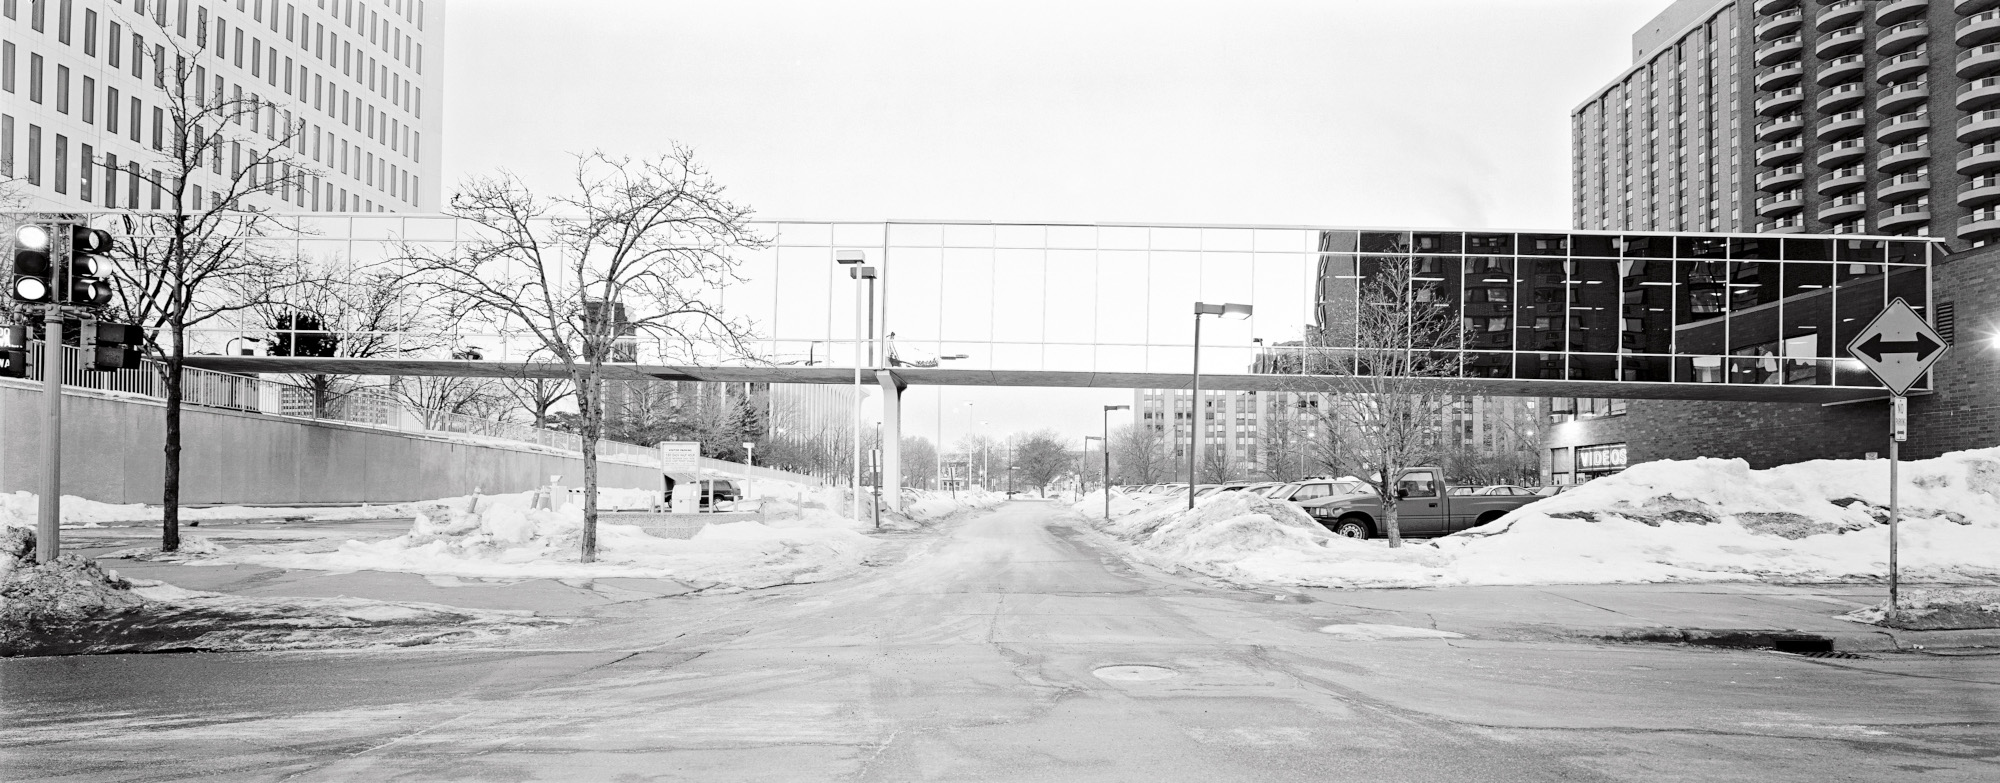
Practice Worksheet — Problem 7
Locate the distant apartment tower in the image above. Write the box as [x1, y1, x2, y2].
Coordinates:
[2, 0, 445, 213]
[1133, 388, 1324, 482]
[1574, 0, 2000, 241]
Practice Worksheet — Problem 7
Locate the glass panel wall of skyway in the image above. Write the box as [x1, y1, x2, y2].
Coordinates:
[75, 214, 1935, 400]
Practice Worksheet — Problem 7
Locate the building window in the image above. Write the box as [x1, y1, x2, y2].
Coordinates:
[1576, 443, 1628, 480]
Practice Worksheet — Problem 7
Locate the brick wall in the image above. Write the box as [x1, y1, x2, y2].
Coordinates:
[1907, 246, 2000, 458]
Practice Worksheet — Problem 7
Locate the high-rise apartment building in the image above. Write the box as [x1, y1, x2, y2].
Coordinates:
[1576, 0, 2000, 241]
[2, 0, 444, 213]
[1558, 0, 2000, 476]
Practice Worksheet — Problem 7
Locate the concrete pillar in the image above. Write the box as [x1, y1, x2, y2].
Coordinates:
[875, 369, 904, 512]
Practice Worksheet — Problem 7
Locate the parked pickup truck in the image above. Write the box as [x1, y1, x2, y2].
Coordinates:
[1292, 467, 1542, 540]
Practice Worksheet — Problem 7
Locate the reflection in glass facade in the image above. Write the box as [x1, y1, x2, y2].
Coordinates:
[1299, 230, 1935, 390]
[139, 215, 1938, 395]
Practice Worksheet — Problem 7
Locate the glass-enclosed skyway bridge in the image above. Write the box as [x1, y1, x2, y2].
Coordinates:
[163, 218, 1941, 508]
[177, 218, 1940, 406]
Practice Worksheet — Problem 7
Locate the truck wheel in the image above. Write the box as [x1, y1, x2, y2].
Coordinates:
[1331, 515, 1372, 539]
[1475, 511, 1505, 527]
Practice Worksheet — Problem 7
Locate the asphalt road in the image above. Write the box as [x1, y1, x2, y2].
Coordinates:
[4, 501, 1998, 782]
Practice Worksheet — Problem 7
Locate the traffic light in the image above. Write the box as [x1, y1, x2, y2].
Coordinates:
[81, 319, 143, 372]
[65, 226, 115, 307]
[0, 325, 26, 379]
[11, 224, 53, 304]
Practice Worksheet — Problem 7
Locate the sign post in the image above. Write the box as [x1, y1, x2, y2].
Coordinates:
[1846, 298, 1948, 611]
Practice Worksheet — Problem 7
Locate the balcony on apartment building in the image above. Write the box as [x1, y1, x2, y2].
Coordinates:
[1878, 201, 1933, 231]
[1876, 48, 1930, 83]
[1876, 20, 1929, 56]
[1819, 192, 1869, 222]
[1878, 170, 1932, 201]
[1818, 137, 1869, 167]
[1876, 0, 1929, 27]
[1759, 33, 1806, 65]
[1958, 9, 2000, 47]
[1821, 0, 1868, 31]
[1883, 139, 1932, 171]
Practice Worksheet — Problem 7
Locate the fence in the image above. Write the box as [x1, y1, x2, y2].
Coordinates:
[19, 341, 657, 463]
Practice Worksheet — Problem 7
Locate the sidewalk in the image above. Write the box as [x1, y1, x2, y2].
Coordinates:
[1295, 582, 2000, 652]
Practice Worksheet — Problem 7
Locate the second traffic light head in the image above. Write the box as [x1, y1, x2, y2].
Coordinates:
[70, 226, 114, 255]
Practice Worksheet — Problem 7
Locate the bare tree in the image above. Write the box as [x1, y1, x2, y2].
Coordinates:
[499, 350, 576, 429]
[257, 258, 445, 417]
[1109, 423, 1171, 484]
[1008, 429, 1074, 497]
[408, 149, 762, 562]
[901, 436, 939, 489]
[1295, 256, 1468, 547]
[103, 9, 318, 552]
[390, 347, 508, 429]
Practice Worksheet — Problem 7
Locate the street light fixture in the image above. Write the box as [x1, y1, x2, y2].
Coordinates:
[836, 249, 874, 521]
[1102, 404, 1130, 520]
[1189, 302, 1252, 509]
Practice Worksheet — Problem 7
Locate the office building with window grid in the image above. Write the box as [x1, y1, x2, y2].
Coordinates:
[2, 0, 442, 213]
[1555, 0, 2000, 478]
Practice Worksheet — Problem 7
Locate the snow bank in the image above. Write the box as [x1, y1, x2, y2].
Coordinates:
[1079, 449, 2000, 588]
[208, 491, 874, 587]
[203, 487, 1005, 585]
[1, 526, 559, 656]
[1842, 587, 2000, 630]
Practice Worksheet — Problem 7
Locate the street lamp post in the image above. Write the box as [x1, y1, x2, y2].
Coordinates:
[1190, 302, 1252, 510]
[836, 250, 873, 521]
[1083, 435, 1103, 499]
[741, 440, 756, 509]
[1103, 403, 1130, 520]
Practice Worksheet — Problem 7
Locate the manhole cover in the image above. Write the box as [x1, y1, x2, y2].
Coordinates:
[1092, 665, 1179, 682]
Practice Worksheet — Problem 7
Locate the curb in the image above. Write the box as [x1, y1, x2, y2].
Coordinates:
[1576, 625, 2000, 652]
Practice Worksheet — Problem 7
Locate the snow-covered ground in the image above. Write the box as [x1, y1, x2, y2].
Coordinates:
[165, 484, 1007, 587]
[1074, 450, 2000, 588]
[0, 491, 422, 528]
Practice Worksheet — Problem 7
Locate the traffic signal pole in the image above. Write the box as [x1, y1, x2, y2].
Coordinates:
[36, 301, 64, 563]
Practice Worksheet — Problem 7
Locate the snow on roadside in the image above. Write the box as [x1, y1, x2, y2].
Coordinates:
[1841, 587, 2000, 630]
[195, 487, 1008, 586]
[1075, 449, 2000, 588]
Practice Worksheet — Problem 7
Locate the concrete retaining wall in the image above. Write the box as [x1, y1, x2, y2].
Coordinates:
[0, 379, 660, 505]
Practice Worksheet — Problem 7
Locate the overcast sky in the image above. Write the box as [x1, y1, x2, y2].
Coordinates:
[437, 0, 1666, 453]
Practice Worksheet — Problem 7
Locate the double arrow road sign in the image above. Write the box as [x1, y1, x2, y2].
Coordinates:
[1846, 298, 1948, 397]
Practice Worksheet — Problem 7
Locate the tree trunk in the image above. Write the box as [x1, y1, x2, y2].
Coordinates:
[311, 375, 330, 418]
[1382, 500, 1403, 548]
[161, 326, 184, 552]
[576, 365, 600, 563]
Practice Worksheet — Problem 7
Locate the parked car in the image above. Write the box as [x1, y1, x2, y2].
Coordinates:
[1298, 467, 1542, 539]
[698, 479, 740, 509]
[1532, 485, 1573, 497]
[1239, 481, 1282, 497]
[1266, 478, 1368, 507]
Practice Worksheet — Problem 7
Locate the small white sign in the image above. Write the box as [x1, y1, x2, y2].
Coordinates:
[1846, 298, 1947, 397]
[659, 441, 701, 473]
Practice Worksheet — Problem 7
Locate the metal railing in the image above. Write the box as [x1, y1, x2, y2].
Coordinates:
[12, 341, 658, 462]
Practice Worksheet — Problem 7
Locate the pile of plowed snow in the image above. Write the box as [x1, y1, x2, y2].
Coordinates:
[207, 488, 1007, 585]
[1077, 450, 2000, 588]
[211, 491, 875, 586]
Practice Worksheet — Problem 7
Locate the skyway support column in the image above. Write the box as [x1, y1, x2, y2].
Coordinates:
[876, 369, 904, 513]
